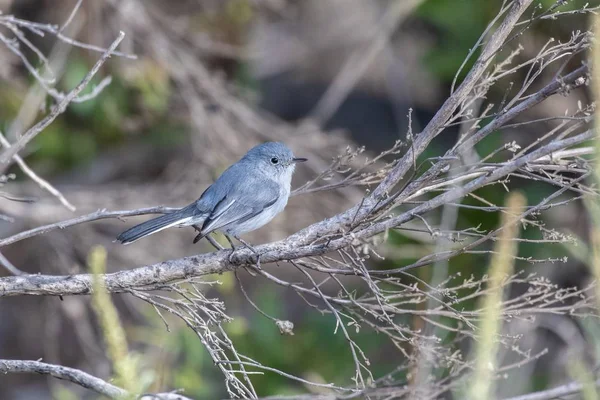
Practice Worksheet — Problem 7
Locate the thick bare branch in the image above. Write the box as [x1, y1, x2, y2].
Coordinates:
[0, 359, 126, 399]
[0, 129, 591, 297]
[0, 359, 194, 399]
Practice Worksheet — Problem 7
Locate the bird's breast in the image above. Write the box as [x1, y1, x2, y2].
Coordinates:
[223, 181, 290, 236]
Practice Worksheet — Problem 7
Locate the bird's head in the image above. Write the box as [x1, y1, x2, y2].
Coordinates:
[243, 142, 307, 178]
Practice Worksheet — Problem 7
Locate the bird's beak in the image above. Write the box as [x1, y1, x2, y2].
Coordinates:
[292, 157, 308, 163]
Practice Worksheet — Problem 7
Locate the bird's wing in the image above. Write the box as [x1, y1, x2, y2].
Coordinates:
[200, 177, 280, 235]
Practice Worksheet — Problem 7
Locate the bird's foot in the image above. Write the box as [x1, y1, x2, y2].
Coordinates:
[227, 248, 260, 276]
[228, 247, 237, 263]
[225, 234, 262, 270]
[234, 235, 262, 270]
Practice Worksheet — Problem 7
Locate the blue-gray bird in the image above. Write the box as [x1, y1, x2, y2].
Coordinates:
[116, 142, 307, 247]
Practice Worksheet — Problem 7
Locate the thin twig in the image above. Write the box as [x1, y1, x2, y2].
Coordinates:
[0, 252, 26, 276]
[502, 379, 600, 400]
[0, 206, 178, 248]
[58, 0, 83, 33]
[0, 31, 126, 165]
[0, 130, 75, 211]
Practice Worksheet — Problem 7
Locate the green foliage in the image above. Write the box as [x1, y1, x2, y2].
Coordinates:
[89, 246, 142, 397]
[416, 0, 494, 82]
[416, 0, 591, 83]
[0, 53, 185, 177]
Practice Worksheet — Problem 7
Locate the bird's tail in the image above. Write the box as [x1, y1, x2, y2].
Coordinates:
[116, 207, 198, 244]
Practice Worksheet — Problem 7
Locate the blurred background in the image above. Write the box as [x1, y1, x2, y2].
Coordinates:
[0, 0, 595, 398]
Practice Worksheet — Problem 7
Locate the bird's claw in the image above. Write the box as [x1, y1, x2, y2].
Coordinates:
[228, 248, 237, 264]
[243, 245, 262, 270]
[253, 253, 262, 270]
[227, 246, 261, 270]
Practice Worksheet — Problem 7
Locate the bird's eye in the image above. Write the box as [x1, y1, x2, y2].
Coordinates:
[270, 157, 279, 164]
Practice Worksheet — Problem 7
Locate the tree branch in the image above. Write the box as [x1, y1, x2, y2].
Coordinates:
[502, 379, 600, 400]
[0, 130, 75, 211]
[286, 0, 536, 241]
[0, 129, 591, 297]
[0, 359, 126, 399]
[0, 206, 179, 248]
[367, 0, 535, 203]
[0, 359, 194, 400]
[0, 31, 125, 166]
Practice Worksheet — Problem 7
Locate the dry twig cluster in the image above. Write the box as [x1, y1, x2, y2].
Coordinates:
[0, 1, 598, 399]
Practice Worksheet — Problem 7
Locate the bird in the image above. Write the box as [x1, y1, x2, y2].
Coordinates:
[116, 142, 307, 259]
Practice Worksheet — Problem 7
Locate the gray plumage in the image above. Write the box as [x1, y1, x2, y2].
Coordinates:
[116, 142, 306, 245]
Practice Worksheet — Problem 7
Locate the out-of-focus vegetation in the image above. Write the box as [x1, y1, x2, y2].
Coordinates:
[0, 0, 596, 399]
